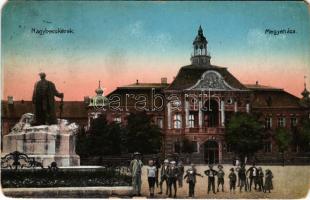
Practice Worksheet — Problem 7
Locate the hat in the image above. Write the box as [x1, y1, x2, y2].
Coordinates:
[218, 164, 223, 169]
[170, 161, 176, 164]
[230, 168, 234, 171]
[133, 152, 141, 155]
[164, 159, 169, 163]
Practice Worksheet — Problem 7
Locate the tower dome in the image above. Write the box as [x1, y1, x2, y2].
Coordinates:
[95, 80, 104, 96]
[191, 26, 211, 66]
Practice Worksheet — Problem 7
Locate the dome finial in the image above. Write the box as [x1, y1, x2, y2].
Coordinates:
[95, 80, 104, 96]
[302, 75, 309, 98]
[198, 25, 203, 35]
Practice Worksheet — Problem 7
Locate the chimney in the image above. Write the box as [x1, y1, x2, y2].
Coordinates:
[256, 81, 259, 85]
[161, 77, 167, 84]
[136, 79, 139, 85]
[8, 96, 14, 105]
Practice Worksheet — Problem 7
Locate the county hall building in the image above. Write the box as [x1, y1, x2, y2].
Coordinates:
[86, 26, 310, 164]
[2, 27, 310, 164]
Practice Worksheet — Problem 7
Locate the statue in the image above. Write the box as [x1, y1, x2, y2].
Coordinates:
[32, 72, 63, 125]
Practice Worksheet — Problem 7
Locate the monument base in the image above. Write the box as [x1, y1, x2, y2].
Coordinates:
[2, 114, 80, 167]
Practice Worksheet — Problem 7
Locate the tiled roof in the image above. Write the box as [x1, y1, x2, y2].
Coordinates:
[117, 83, 169, 90]
[165, 64, 247, 91]
[245, 84, 283, 91]
[1, 101, 87, 119]
[250, 90, 301, 108]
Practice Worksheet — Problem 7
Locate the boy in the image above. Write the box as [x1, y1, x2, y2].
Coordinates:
[147, 160, 157, 197]
[217, 165, 225, 192]
[228, 168, 237, 193]
[184, 163, 203, 197]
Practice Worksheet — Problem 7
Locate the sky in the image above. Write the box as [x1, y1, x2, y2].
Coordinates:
[2, 1, 310, 100]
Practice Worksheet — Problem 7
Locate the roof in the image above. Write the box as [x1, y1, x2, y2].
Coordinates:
[245, 84, 283, 91]
[1, 101, 87, 119]
[250, 90, 302, 108]
[117, 82, 169, 90]
[165, 64, 247, 91]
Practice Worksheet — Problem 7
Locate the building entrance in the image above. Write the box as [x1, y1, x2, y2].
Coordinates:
[204, 140, 219, 164]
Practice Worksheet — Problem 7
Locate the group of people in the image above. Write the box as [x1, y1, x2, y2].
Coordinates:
[129, 152, 274, 198]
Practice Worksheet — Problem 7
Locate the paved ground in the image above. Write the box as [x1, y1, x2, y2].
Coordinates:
[138, 165, 310, 199]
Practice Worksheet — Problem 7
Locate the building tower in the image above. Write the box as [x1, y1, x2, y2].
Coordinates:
[301, 76, 310, 100]
[191, 25, 211, 66]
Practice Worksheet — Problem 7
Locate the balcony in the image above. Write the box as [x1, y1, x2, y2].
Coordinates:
[186, 127, 225, 134]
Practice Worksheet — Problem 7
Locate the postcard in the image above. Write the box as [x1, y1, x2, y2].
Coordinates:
[1, 0, 310, 199]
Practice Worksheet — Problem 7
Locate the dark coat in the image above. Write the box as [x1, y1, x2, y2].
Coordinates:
[204, 169, 218, 179]
[264, 171, 273, 190]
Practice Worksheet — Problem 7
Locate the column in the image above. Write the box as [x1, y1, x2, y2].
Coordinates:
[198, 100, 203, 128]
[220, 100, 225, 127]
[218, 141, 223, 164]
[234, 101, 238, 112]
[246, 103, 250, 113]
[167, 102, 171, 129]
[185, 100, 189, 128]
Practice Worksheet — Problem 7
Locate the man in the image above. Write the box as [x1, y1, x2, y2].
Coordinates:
[153, 156, 161, 188]
[32, 72, 63, 125]
[158, 159, 169, 195]
[217, 165, 225, 192]
[167, 160, 179, 198]
[204, 164, 218, 194]
[184, 163, 203, 197]
[246, 163, 258, 191]
[239, 164, 247, 192]
[129, 152, 143, 196]
[177, 160, 184, 188]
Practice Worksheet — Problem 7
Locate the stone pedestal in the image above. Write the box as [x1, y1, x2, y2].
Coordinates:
[2, 116, 80, 167]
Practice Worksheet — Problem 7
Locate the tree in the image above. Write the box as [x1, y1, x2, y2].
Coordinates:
[274, 127, 292, 166]
[126, 112, 162, 154]
[297, 118, 310, 152]
[76, 114, 124, 156]
[225, 112, 264, 164]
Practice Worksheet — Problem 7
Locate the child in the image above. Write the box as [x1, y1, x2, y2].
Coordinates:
[229, 168, 237, 193]
[264, 169, 273, 193]
[217, 164, 225, 192]
[257, 167, 264, 191]
[167, 160, 179, 198]
[147, 159, 157, 197]
[184, 163, 203, 197]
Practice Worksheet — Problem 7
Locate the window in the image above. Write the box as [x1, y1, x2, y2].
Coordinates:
[290, 117, 297, 127]
[157, 117, 163, 129]
[173, 114, 182, 129]
[277, 117, 286, 128]
[264, 142, 272, 153]
[114, 117, 121, 123]
[189, 114, 195, 128]
[265, 117, 272, 129]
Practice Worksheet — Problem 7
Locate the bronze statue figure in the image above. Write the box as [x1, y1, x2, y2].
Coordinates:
[32, 72, 63, 125]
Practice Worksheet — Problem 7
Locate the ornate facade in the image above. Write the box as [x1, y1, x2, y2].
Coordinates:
[86, 26, 310, 164]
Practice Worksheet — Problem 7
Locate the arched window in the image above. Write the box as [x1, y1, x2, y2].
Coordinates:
[173, 113, 182, 129]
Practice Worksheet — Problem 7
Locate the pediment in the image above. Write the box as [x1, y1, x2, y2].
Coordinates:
[186, 70, 240, 91]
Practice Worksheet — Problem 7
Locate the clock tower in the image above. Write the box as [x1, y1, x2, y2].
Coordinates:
[191, 26, 211, 66]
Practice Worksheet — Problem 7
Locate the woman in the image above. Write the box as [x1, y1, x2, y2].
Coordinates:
[264, 169, 273, 193]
